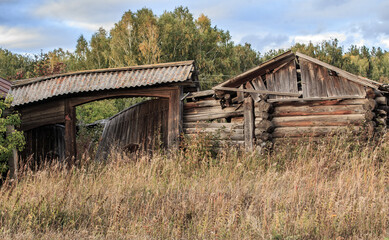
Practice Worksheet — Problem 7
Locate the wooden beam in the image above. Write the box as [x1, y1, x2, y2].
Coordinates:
[213, 86, 301, 97]
[185, 90, 214, 99]
[267, 95, 365, 103]
[167, 86, 182, 148]
[244, 97, 254, 151]
[64, 99, 76, 163]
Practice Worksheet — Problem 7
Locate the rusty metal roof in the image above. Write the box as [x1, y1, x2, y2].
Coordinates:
[9, 60, 196, 106]
[0, 77, 12, 98]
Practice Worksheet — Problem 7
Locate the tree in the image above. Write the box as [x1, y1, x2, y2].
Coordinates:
[109, 10, 137, 67]
[89, 28, 111, 69]
[0, 97, 25, 178]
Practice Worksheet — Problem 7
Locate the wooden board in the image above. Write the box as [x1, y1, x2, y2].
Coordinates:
[272, 104, 366, 117]
[300, 59, 366, 98]
[266, 60, 298, 99]
[272, 114, 366, 127]
[272, 126, 361, 138]
[96, 99, 169, 159]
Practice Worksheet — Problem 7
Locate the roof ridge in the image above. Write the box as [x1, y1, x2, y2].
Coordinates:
[13, 60, 195, 87]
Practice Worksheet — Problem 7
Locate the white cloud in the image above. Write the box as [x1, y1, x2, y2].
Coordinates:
[379, 35, 389, 48]
[293, 32, 347, 45]
[0, 26, 42, 49]
[33, 0, 167, 32]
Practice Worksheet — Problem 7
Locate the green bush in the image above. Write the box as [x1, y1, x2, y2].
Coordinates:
[0, 97, 25, 178]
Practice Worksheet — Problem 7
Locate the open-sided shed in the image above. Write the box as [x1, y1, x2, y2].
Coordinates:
[8, 61, 198, 166]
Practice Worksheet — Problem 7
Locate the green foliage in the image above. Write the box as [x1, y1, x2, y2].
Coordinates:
[0, 98, 25, 176]
[76, 98, 147, 124]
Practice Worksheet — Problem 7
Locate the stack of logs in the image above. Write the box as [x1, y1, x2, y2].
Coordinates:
[269, 98, 378, 139]
[372, 89, 388, 129]
[183, 92, 245, 145]
[254, 100, 274, 148]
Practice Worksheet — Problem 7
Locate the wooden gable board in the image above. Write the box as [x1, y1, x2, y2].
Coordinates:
[266, 60, 299, 99]
[300, 59, 366, 98]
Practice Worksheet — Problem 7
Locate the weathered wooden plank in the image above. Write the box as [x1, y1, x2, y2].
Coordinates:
[244, 97, 254, 151]
[184, 128, 244, 134]
[296, 52, 379, 89]
[273, 104, 366, 117]
[168, 87, 182, 148]
[270, 60, 298, 99]
[213, 86, 301, 97]
[272, 126, 361, 138]
[268, 96, 366, 103]
[186, 90, 214, 99]
[185, 133, 244, 141]
[245, 82, 260, 102]
[272, 114, 366, 127]
[184, 105, 243, 116]
[184, 110, 244, 122]
[184, 100, 220, 109]
[183, 122, 243, 129]
[64, 99, 76, 163]
[251, 76, 267, 90]
[237, 85, 244, 102]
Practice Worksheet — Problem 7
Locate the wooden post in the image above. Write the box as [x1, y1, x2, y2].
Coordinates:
[244, 96, 254, 151]
[167, 86, 183, 148]
[6, 125, 18, 179]
[64, 100, 76, 164]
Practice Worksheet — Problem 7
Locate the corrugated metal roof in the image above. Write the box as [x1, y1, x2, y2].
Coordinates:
[9, 61, 196, 106]
[0, 77, 12, 98]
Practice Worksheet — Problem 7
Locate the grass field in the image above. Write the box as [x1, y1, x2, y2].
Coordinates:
[0, 132, 388, 239]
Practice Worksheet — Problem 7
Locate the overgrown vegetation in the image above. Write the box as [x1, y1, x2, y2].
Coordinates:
[0, 98, 25, 178]
[0, 132, 388, 239]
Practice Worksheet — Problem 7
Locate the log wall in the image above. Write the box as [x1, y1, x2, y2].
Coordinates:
[269, 98, 377, 139]
[183, 93, 244, 146]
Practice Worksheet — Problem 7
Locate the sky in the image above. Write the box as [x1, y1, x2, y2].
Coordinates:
[0, 0, 388, 55]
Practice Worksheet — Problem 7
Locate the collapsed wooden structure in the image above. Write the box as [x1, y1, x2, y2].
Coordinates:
[184, 51, 389, 150]
[5, 52, 389, 176]
[8, 61, 198, 165]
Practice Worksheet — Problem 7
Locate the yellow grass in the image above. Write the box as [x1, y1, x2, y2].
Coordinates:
[0, 132, 388, 239]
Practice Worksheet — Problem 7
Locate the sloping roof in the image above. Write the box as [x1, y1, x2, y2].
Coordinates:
[9, 61, 197, 106]
[0, 77, 12, 98]
[214, 51, 384, 90]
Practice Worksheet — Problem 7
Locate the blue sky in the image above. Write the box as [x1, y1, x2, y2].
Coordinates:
[1, 0, 388, 55]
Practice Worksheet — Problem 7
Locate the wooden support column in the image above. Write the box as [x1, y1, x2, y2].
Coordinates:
[167, 86, 183, 148]
[6, 125, 18, 179]
[64, 99, 76, 163]
[244, 96, 255, 151]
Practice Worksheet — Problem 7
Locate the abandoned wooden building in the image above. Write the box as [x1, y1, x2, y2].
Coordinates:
[184, 51, 389, 150]
[5, 51, 389, 174]
[8, 61, 198, 165]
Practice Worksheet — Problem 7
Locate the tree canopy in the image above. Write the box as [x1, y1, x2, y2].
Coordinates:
[1, 6, 388, 124]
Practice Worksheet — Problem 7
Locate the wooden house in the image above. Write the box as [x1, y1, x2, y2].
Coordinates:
[183, 51, 389, 150]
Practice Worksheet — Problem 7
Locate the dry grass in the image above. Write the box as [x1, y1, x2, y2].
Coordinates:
[0, 132, 388, 239]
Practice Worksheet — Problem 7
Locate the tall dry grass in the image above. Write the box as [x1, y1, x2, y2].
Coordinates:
[0, 132, 388, 239]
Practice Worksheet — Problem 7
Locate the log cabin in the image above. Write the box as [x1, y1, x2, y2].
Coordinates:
[184, 51, 389, 150]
